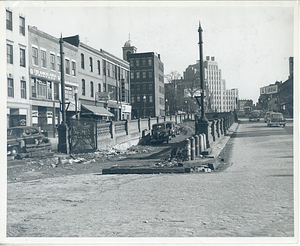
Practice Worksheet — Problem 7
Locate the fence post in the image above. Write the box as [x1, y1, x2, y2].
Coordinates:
[184, 138, 191, 161]
[194, 135, 199, 156]
[110, 121, 115, 139]
[125, 120, 129, 135]
[190, 136, 195, 160]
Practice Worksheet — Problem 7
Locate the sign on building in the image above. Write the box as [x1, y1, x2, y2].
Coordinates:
[265, 85, 278, 94]
[96, 92, 111, 101]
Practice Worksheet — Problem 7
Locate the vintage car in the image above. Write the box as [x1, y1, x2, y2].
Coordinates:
[264, 111, 273, 123]
[7, 126, 51, 157]
[151, 121, 176, 143]
[266, 113, 286, 127]
[249, 110, 261, 121]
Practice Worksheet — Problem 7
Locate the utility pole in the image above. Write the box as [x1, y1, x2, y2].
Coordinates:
[57, 35, 69, 154]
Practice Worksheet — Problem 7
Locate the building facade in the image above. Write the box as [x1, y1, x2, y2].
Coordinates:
[28, 26, 79, 137]
[6, 7, 30, 128]
[63, 35, 131, 121]
[123, 40, 165, 118]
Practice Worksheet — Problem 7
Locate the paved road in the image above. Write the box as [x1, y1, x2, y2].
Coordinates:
[6, 119, 295, 240]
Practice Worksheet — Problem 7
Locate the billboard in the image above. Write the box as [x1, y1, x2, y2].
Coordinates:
[260, 85, 278, 95]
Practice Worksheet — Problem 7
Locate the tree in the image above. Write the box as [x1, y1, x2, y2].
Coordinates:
[164, 71, 183, 114]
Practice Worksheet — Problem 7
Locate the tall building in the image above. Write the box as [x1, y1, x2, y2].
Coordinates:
[183, 56, 238, 113]
[6, 7, 30, 128]
[123, 40, 165, 118]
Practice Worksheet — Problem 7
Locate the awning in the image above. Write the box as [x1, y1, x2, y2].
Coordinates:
[82, 104, 114, 117]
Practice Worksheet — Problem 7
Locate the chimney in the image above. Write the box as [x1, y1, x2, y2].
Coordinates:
[158, 54, 160, 59]
[206, 56, 210, 61]
[211, 57, 215, 61]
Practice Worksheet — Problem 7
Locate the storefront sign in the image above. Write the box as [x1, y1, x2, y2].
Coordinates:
[121, 104, 132, 113]
[260, 87, 266, 95]
[30, 68, 60, 81]
[32, 110, 38, 124]
[96, 92, 111, 101]
[266, 85, 278, 94]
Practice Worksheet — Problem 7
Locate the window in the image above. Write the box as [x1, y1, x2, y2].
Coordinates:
[57, 55, 61, 72]
[81, 53, 84, 69]
[148, 82, 153, 91]
[130, 72, 134, 79]
[136, 59, 140, 66]
[41, 50, 46, 68]
[50, 54, 55, 70]
[6, 10, 12, 30]
[142, 83, 147, 91]
[31, 78, 36, 98]
[136, 71, 140, 79]
[129, 60, 134, 67]
[20, 80, 26, 99]
[20, 48, 25, 67]
[65, 85, 73, 99]
[136, 84, 140, 91]
[148, 58, 152, 66]
[107, 63, 110, 77]
[19, 16, 25, 35]
[142, 71, 146, 78]
[71, 61, 76, 76]
[90, 81, 94, 97]
[148, 71, 153, 78]
[82, 79, 85, 96]
[89, 57, 93, 72]
[130, 84, 135, 93]
[54, 83, 59, 100]
[65, 59, 70, 75]
[97, 60, 101, 75]
[98, 83, 101, 92]
[7, 78, 14, 97]
[137, 95, 141, 102]
[37, 79, 47, 98]
[142, 59, 146, 66]
[131, 96, 135, 103]
[149, 95, 153, 103]
[7, 44, 13, 64]
[102, 60, 106, 75]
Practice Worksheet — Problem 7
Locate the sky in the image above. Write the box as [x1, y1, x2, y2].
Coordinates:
[9, 1, 296, 103]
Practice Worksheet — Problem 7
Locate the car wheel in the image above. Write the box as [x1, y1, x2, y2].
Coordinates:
[11, 146, 19, 157]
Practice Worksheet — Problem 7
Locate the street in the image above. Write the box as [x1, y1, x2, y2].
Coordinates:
[6, 119, 294, 239]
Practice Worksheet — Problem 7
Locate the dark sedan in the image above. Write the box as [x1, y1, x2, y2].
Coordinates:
[7, 126, 51, 157]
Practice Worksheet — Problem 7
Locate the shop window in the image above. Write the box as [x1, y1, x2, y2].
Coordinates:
[7, 44, 13, 64]
[41, 50, 47, 68]
[7, 78, 14, 97]
[82, 79, 85, 96]
[71, 61, 76, 76]
[81, 53, 84, 69]
[90, 81, 94, 97]
[20, 48, 25, 67]
[50, 54, 55, 70]
[19, 16, 25, 35]
[54, 83, 59, 100]
[6, 10, 12, 31]
[65, 59, 70, 75]
[65, 85, 73, 99]
[21, 80, 26, 99]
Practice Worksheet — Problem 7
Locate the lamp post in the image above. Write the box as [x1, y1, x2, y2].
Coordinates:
[74, 88, 78, 120]
[165, 99, 168, 116]
[198, 21, 208, 123]
[143, 95, 146, 118]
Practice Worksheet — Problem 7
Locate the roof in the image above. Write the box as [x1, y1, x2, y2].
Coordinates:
[82, 104, 114, 117]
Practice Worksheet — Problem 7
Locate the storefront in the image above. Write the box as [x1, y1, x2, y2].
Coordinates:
[7, 108, 28, 127]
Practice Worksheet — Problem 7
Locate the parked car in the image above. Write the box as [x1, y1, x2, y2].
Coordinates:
[266, 113, 286, 127]
[264, 111, 273, 123]
[237, 110, 245, 117]
[151, 121, 176, 143]
[7, 126, 51, 157]
[249, 110, 261, 121]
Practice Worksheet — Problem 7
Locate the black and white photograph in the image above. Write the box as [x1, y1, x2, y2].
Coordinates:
[1, 0, 298, 244]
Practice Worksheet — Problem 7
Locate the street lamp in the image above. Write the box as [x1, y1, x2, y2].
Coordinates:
[165, 99, 169, 115]
[143, 95, 146, 118]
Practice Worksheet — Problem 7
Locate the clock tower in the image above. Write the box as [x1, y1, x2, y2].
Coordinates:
[122, 38, 137, 61]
